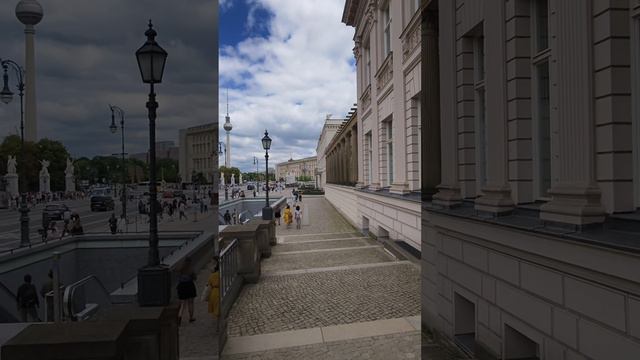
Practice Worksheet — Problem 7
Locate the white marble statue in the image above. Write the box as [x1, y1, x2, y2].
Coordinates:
[220, 172, 225, 186]
[65, 158, 74, 176]
[230, 173, 235, 185]
[39, 159, 50, 177]
[6, 156, 16, 175]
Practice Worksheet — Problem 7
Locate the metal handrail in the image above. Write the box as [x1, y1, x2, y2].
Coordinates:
[219, 238, 239, 300]
[62, 274, 113, 321]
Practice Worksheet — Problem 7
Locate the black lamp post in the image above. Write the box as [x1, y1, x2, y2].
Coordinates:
[1, 59, 30, 247]
[109, 105, 127, 222]
[261, 130, 272, 220]
[135, 20, 169, 307]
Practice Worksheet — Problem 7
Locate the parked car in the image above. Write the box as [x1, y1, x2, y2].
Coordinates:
[90, 196, 115, 212]
[246, 184, 255, 190]
[43, 203, 71, 221]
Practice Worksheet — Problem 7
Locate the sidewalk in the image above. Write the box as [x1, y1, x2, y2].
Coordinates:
[221, 196, 420, 359]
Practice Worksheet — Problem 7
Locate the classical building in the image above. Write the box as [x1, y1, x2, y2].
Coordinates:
[316, 115, 348, 189]
[129, 141, 179, 163]
[179, 123, 216, 183]
[275, 156, 317, 181]
[325, 110, 358, 187]
[421, 1, 640, 359]
[330, 0, 422, 250]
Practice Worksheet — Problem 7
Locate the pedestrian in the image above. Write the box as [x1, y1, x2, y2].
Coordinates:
[223, 210, 231, 225]
[108, 213, 118, 234]
[176, 257, 197, 325]
[179, 201, 187, 221]
[283, 205, 293, 229]
[46, 221, 59, 241]
[274, 208, 281, 225]
[253, 190, 256, 197]
[298, 192, 302, 202]
[294, 205, 302, 230]
[205, 261, 220, 328]
[16, 274, 40, 322]
[232, 209, 237, 224]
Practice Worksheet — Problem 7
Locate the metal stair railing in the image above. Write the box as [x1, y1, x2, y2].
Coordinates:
[62, 275, 113, 321]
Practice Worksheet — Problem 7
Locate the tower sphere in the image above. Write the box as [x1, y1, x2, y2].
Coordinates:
[16, 0, 43, 26]
[223, 119, 233, 132]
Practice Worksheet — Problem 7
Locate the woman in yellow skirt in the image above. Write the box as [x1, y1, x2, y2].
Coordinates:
[207, 262, 220, 320]
[283, 204, 293, 229]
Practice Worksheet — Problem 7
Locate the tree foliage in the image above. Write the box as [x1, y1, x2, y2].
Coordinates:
[218, 166, 241, 184]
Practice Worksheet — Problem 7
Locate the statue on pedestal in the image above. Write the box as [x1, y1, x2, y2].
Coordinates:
[39, 159, 50, 177]
[65, 158, 75, 192]
[7, 156, 17, 175]
[39, 159, 51, 193]
[65, 158, 74, 177]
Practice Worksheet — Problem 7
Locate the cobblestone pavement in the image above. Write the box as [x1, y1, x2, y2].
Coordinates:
[261, 247, 393, 272]
[222, 331, 421, 360]
[280, 232, 363, 242]
[227, 263, 420, 337]
[275, 196, 356, 236]
[272, 238, 376, 253]
[178, 259, 219, 359]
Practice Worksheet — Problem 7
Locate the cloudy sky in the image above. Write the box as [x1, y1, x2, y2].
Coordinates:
[0, 0, 217, 160]
[219, 0, 356, 172]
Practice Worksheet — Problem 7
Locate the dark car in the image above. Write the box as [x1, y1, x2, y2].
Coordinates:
[43, 203, 70, 221]
[91, 196, 115, 212]
[246, 184, 255, 190]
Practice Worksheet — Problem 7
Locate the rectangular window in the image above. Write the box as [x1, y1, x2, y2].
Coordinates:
[386, 121, 394, 185]
[365, 132, 373, 184]
[534, 0, 549, 53]
[474, 36, 487, 190]
[536, 61, 551, 198]
[634, 17, 640, 208]
[364, 38, 371, 87]
[382, 2, 392, 57]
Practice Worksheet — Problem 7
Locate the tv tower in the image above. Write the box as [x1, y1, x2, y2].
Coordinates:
[223, 89, 232, 168]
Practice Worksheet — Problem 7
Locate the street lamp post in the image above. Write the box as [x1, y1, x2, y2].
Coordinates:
[135, 20, 169, 307]
[109, 105, 127, 223]
[261, 130, 272, 220]
[253, 156, 259, 190]
[1, 59, 30, 246]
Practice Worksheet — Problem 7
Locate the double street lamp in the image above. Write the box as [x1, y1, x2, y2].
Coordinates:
[0, 58, 30, 246]
[109, 105, 127, 222]
[261, 130, 272, 220]
[135, 20, 169, 307]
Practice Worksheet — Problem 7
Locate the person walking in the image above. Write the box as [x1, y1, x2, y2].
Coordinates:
[117, 214, 126, 233]
[294, 205, 302, 230]
[179, 201, 187, 221]
[16, 274, 40, 322]
[176, 257, 197, 325]
[283, 205, 293, 229]
[40, 270, 56, 322]
[108, 213, 118, 234]
[223, 210, 232, 225]
[274, 208, 282, 225]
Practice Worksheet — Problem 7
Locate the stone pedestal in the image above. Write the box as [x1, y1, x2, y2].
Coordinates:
[254, 219, 275, 254]
[219, 223, 261, 283]
[4, 174, 18, 197]
[65, 175, 75, 193]
[39, 174, 50, 193]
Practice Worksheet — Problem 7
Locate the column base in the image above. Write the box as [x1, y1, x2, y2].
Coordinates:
[474, 184, 514, 215]
[368, 183, 382, 191]
[432, 185, 462, 208]
[540, 185, 605, 226]
[355, 182, 366, 189]
[389, 182, 411, 195]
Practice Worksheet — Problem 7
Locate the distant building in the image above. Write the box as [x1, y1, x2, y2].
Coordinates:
[179, 123, 216, 183]
[316, 115, 347, 189]
[275, 156, 317, 181]
[129, 141, 179, 163]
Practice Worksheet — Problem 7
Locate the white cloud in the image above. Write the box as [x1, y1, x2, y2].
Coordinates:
[219, 0, 356, 173]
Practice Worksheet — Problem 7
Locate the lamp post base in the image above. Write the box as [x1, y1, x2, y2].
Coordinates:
[19, 196, 29, 247]
[137, 264, 171, 307]
[262, 206, 273, 220]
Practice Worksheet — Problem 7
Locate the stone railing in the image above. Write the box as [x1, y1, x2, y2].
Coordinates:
[375, 54, 393, 92]
[401, 13, 422, 63]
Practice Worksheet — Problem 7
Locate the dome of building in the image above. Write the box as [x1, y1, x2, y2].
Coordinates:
[16, 0, 43, 26]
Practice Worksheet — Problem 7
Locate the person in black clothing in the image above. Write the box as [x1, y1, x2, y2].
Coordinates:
[223, 210, 232, 225]
[108, 213, 118, 234]
[16, 274, 40, 322]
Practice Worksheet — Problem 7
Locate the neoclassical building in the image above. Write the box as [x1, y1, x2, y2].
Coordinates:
[328, 0, 422, 250]
[316, 116, 347, 189]
[178, 123, 217, 183]
[275, 156, 317, 181]
[421, 0, 640, 359]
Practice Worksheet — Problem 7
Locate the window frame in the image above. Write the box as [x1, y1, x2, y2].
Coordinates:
[473, 35, 488, 192]
[386, 120, 394, 185]
[381, 1, 392, 58]
[633, 14, 640, 208]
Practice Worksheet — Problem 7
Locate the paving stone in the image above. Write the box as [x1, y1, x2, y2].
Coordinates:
[262, 247, 393, 272]
[273, 238, 376, 253]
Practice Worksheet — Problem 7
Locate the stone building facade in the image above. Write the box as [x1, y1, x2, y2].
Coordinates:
[421, 1, 640, 359]
[325, 111, 358, 187]
[316, 116, 346, 189]
[329, 0, 422, 250]
[178, 123, 217, 183]
[275, 156, 317, 181]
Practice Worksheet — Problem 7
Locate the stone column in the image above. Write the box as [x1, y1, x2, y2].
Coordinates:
[24, 24, 38, 142]
[368, 3, 382, 191]
[390, 1, 409, 195]
[432, 0, 462, 207]
[540, 0, 604, 226]
[351, 126, 358, 184]
[474, 0, 514, 215]
[421, 9, 441, 200]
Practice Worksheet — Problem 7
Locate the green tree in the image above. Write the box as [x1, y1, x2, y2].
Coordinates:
[157, 158, 179, 183]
